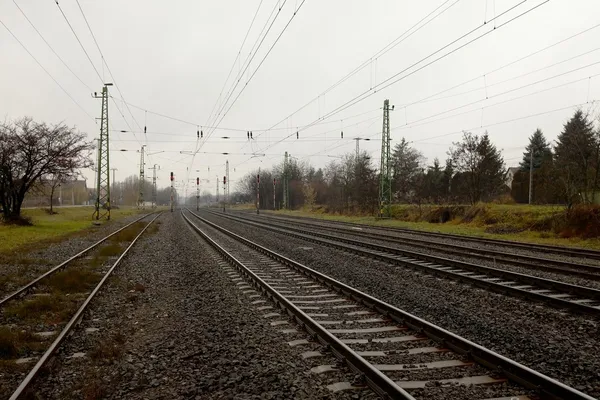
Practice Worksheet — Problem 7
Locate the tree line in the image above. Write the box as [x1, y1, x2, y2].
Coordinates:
[237, 109, 600, 212]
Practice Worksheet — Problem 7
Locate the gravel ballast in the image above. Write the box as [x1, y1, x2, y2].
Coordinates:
[253, 212, 600, 267]
[202, 210, 600, 399]
[26, 212, 349, 399]
[233, 212, 600, 289]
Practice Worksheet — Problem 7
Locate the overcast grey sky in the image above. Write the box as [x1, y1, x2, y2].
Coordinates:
[2, 0, 600, 195]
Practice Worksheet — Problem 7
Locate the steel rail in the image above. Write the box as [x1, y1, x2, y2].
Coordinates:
[207, 211, 600, 315]
[257, 211, 600, 261]
[9, 213, 162, 400]
[181, 211, 414, 400]
[234, 211, 600, 279]
[0, 213, 153, 307]
[188, 209, 595, 400]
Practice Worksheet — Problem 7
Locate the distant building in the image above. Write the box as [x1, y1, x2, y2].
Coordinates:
[22, 180, 89, 208]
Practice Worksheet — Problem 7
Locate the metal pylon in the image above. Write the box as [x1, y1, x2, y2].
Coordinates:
[93, 85, 111, 220]
[151, 164, 158, 208]
[226, 160, 230, 205]
[378, 99, 392, 218]
[283, 151, 289, 209]
[137, 145, 146, 209]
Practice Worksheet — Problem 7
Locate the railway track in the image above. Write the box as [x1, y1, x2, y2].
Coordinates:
[183, 209, 594, 399]
[3, 213, 161, 399]
[206, 210, 600, 316]
[232, 212, 600, 280]
[254, 211, 600, 262]
[0, 213, 152, 306]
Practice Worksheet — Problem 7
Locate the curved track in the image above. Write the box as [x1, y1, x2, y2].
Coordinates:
[208, 210, 600, 316]
[184, 209, 593, 400]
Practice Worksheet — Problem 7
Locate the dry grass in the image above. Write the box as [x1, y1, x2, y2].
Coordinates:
[0, 327, 45, 359]
[47, 268, 100, 293]
[4, 295, 78, 324]
[97, 243, 123, 258]
[110, 222, 147, 243]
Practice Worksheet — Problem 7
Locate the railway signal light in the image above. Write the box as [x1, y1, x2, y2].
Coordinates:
[170, 172, 174, 181]
[223, 176, 226, 185]
[197, 177, 199, 185]
[341, 131, 344, 138]
[296, 131, 299, 139]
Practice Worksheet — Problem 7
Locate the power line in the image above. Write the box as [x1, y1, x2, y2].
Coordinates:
[204, 0, 265, 129]
[209, 0, 308, 139]
[53, 0, 104, 83]
[75, 0, 144, 135]
[0, 17, 94, 120]
[394, 61, 600, 131]
[258, 0, 543, 154]
[312, 0, 541, 128]
[203, 0, 292, 140]
[257, 0, 461, 138]
[12, 0, 92, 91]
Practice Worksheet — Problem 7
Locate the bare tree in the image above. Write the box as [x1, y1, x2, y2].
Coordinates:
[0, 118, 93, 222]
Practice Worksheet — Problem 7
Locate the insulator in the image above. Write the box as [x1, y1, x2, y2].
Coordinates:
[247, 131, 250, 139]
[201, 130, 203, 138]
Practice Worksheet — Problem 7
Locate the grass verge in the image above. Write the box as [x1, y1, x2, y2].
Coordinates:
[0, 206, 145, 255]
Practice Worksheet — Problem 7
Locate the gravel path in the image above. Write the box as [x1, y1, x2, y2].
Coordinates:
[230, 212, 600, 290]
[253, 212, 600, 267]
[0, 212, 150, 298]
[203, 210, 600, 399]
[26, 212, 350, 399]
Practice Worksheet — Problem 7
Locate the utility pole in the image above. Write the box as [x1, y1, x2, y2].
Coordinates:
[223, 176, 227, 212]
[283, 152, 289, 210]
[216, 175, 219, 203]
[273, 178, 276, 210]
[226, 160, 230, 207]
[150, 164, 159, 208]
[378, 99, 393, 218]
[137, 145, 146, 209]
[256, 170, 260, 215]
[170, 172, 174, 212]
[528, 147, 534, 205]
[196, 177, 200, 211]
[110, 168, 117, 206]
[93, 83, 113, 220]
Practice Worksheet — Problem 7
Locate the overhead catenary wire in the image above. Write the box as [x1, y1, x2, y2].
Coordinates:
[12, 0, 92, 91]
[74, 0, 144, 139]
[203, 0, 265, 130]
[0, 17, 94, 120]
[257, 0, 545, 154]
[256, 0, 461, 139]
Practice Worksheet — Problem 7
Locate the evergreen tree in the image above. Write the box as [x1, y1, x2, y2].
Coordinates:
[519, 128, 552, 171]
[391, 138, 424, 202]
[449, 131, 506, 204]
[554, 110, 598, 205]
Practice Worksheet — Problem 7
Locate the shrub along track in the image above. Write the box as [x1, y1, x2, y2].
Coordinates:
[185, 209, 593, 400]
[208, 211, 600, 316]
[0, 213, 161, 398]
